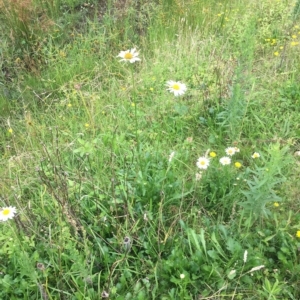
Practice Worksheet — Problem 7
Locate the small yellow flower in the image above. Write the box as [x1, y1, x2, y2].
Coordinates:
[149, 87, 154, 91]
[296, 231, 300, 238]
[265, 38, 270, 42]
[291, 41, 299, 46]
[8, 128, 13, 134]
[274, 51, 279, 56]
[131, 102, 135, 107]
[85, 123, 90, 128]
[67, 103, 72, 107]
[279, 46, 283, 49]
[209, 151, 217, 158]
[274, 202, 280, 207]
[59, 51, 66, 58]
[234, 162, 242, 168]
[292, 35, 297, 39]
[294, 25, 299, 29]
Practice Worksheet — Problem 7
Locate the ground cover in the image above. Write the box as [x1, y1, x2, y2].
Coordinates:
[1, 0, 300, 299]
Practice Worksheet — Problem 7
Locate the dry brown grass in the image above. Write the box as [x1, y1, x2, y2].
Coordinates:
[0, 0, 34, 23]
[0, 0, 55, 73]
[0, 0, 55, 38]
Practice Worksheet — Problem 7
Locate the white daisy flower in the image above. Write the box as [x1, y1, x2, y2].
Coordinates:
[0, 206, 17, 221]
[196, 157, 210, 170]
[117, 48, 141, 63]
[220, 156, 231, 165]
[166, 80, 187, 96]
[252, 152, 260, 158]
[225, 147, 236, 156]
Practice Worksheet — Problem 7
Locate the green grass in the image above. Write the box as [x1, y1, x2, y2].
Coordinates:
[1, 0, 300, 299]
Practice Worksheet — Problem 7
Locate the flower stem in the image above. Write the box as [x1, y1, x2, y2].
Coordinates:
[130, 67, 140, 154]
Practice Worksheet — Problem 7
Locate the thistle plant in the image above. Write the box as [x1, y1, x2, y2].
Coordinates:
[239, 144, 290, 224]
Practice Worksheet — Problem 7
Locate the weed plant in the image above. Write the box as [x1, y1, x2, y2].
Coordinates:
[1, 0, 300, 299]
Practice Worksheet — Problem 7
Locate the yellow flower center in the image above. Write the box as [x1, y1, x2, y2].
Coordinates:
[172, 84, 180, 90]
[2, 209, 10, 216]
[124, 53, 133, 60]
[200, 161, 206, 165]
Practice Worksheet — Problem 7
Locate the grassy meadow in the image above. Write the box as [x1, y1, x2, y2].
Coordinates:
[1, 0, 300, 298]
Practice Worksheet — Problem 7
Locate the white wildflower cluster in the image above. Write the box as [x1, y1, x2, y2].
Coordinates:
[117, 48, 262, 175]
[219, 146, 240, 166]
